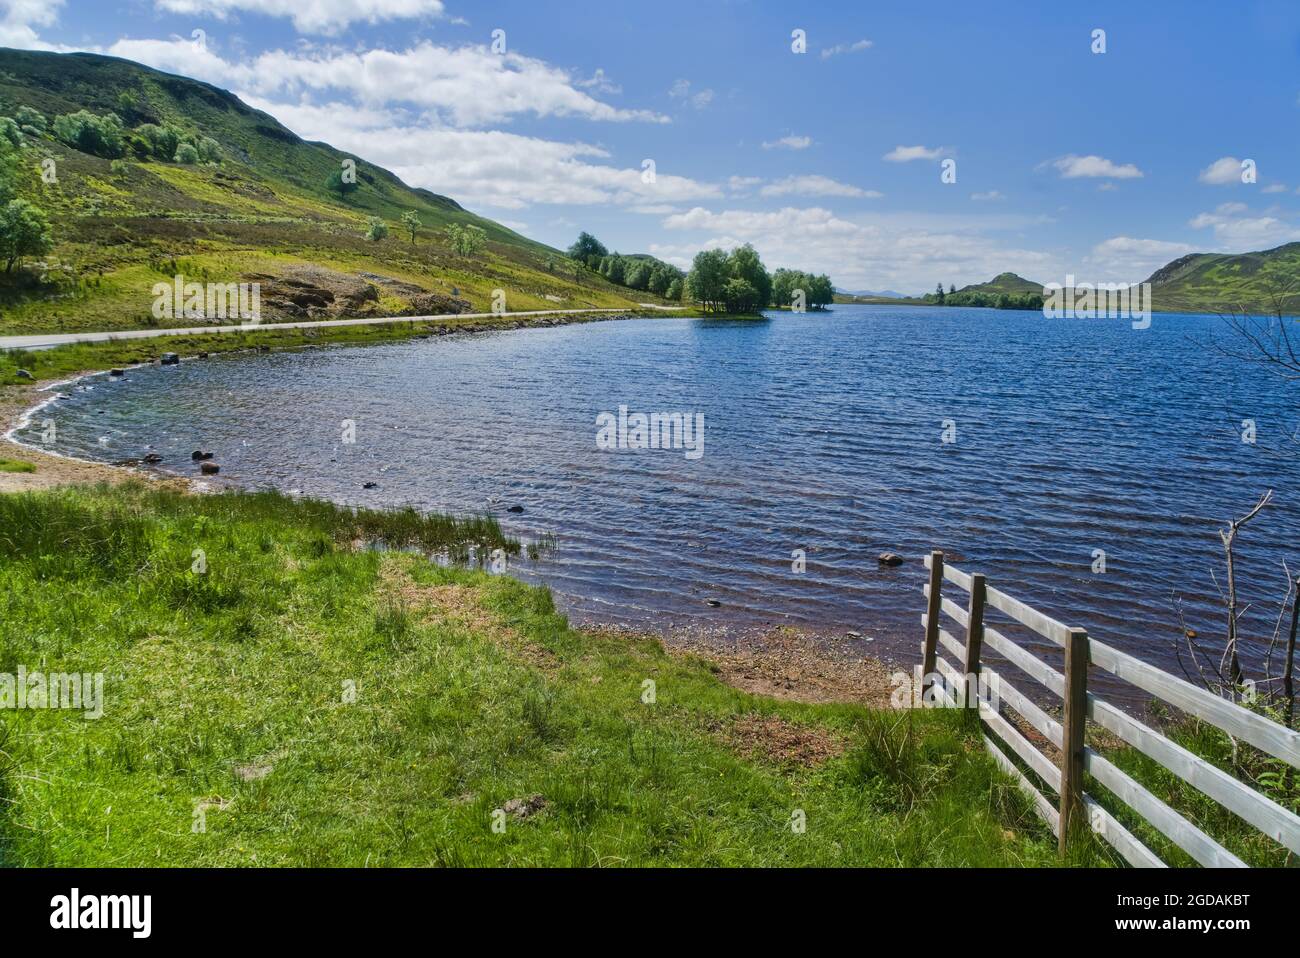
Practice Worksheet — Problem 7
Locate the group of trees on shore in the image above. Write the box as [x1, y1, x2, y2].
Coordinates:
[567, 232, 685, 300]
[924, 282, 1043, 310]
[567, 231, 833, 314]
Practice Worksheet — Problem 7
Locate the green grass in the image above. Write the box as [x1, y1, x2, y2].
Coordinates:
[0, 458, 34, 473]
[0, 483, 1065, 867]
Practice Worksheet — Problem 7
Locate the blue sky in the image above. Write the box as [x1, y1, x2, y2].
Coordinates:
[3, 0, 1299, 292]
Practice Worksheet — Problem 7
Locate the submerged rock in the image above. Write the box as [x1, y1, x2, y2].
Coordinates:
[199, 462, 220, 475]
[191, 450, 214, 461]
[877, 552, 904, 567]
[160, 353, 179, 366]
[143, 453, 163, 464]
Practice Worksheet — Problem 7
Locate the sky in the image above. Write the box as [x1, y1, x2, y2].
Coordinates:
[2, 0, 1299, 294]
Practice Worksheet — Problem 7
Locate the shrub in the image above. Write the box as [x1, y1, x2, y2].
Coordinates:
[366, 217, 388, 242]
[173, 142, 199, 165]
[51, 110, 125, 158]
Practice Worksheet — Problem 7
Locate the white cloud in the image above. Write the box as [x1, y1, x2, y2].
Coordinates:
[883, 144, 942, 163]
[1049, 154, 1144, 179]
[762, 135, 812, 151]
[153, 0, 445, 34]
[970, 190, 1005, 201]
[759, 175, 880, 199]
[657, 205, 1061, 293]
[107, 37, 668, 127]
[668, 78, 714, 110]
[1262, 183, 1288, 193]
[1086, 236, 1195, 279]
[0, 0, 63, 48]
[820, 39, 873, 59]
[1198, 156, 1246, 185]
[1187, 203, 1300, 248]
[243, 96, 719, 210]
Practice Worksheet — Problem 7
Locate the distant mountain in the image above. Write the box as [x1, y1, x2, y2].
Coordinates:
[1144, 242, 1300, 314]
[840, 287, 908, 299]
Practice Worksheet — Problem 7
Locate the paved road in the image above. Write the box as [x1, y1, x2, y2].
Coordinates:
[0, 306, 687, 351]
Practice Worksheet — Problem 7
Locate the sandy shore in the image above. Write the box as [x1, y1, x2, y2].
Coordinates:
[0, 375, 194, 493]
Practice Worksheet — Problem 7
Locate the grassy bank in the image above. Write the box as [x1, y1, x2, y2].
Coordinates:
[0, 483, 1068, 867]
[0, 308, 667, 386]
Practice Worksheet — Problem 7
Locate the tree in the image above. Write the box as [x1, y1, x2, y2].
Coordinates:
[723, 277, 760, 313]
[0, 199, 53, 272]
[665, 277, 684, 301]
[807, 274, 834, 308]
[771, 268, 802, 308]
[935, 282, 946, 304]
[727, 244, 772, 308]
[194, 136, 222, 164]
[626, 262, 651, 291]
[400, 210, 421, 244]
[173, 143, 199, 165]
[949, 283, 957, 295]
[444, 223, 486, 256]
[686, 249, 730, 312]
[648, 266, 671, 296]
[51, 110, 125, 158]
[14, 106, 45, 135]
[567, 231, 607, 264]
[366, 217, 389, 242]
[0, 117, 23, 154]
[605, 254, 626, 286]
[326, 168, 358, 202]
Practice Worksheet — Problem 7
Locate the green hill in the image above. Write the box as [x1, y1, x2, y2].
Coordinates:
[954, 272, 1043, 296]
[0, 48, 659, 333]
[1144, 242, 1300, 314]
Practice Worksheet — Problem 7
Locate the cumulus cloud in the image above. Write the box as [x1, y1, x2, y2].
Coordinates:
[243, 96, 719, 210]
[820, 39, 872, 59]
[1187, 203, 1300, 247]
[883, 144, 942, 162]
[1048, 154, 1144, 179]
[153, 0, 446, 34]
[1086, 236, 1195, 279]
[1198, 156, 1247, 185]
[107, 37, 668, 127]
[758, 175, 880, 199]
[656, 205, 1061, 292]
[0, 0, 64, 48]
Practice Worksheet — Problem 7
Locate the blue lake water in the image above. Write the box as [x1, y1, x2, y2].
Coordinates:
[23, 306, 1300, 701]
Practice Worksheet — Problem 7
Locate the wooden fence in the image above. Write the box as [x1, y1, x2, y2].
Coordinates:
[920, 550, 1300, 867]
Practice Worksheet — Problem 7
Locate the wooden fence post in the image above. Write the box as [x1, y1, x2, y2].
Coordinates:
[963, 573, 986, 707]
[922, 551, 944, 701]
[1059, 627, 1089, 856]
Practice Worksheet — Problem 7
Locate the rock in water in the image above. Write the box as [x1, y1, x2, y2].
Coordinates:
[507, 505, 524, 513]
[199, 462, 220, 475]
[160, 353, 179, 366]
[878, 552, 904, 567]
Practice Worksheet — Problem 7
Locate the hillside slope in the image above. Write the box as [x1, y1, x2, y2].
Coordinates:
[1144, 242, 1300, 314]
[0, 49, 657, 333]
